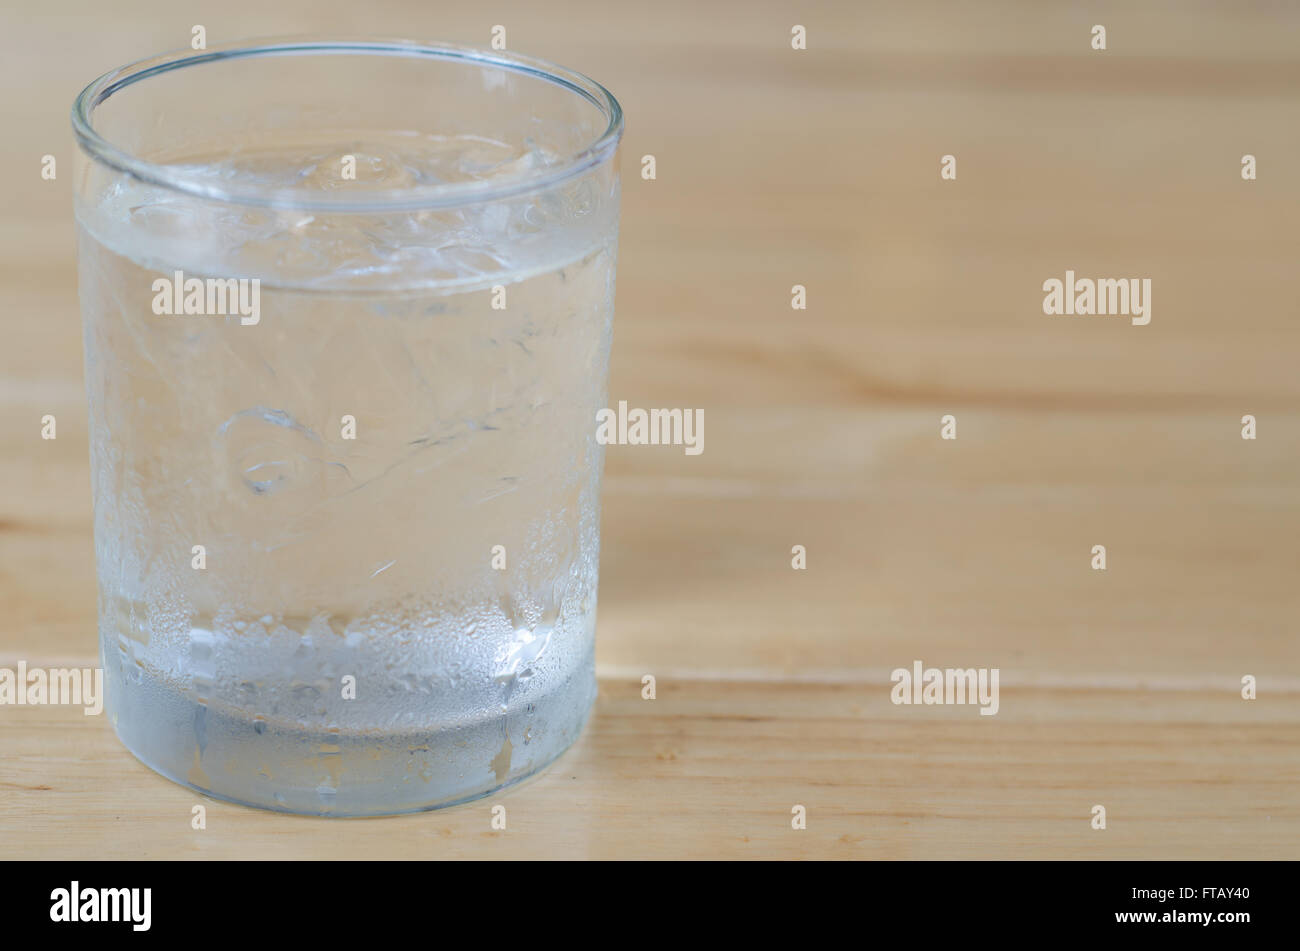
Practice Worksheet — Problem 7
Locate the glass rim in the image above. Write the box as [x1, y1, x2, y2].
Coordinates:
[71, 36, 625, 213]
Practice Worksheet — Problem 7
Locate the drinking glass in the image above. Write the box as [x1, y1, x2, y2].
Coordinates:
[71, 38, 622, 815]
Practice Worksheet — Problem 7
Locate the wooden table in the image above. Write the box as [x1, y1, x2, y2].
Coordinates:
[2, 0, 1297, 858]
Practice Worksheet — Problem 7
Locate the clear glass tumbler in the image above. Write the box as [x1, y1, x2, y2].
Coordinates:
[71, 39, 622, 815]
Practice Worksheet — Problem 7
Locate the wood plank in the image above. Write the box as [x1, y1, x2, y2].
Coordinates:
[3, 678, 1295, 859]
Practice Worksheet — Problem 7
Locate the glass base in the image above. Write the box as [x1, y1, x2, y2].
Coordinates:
[105, 651, 595, 817]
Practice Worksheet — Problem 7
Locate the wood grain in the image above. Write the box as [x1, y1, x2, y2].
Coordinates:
[4, 677, 1296, 859]
[2, 0, 1298, 859]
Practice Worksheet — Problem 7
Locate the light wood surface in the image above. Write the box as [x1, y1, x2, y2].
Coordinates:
[2, 0, 1299, 859]
[5, 682, 1296, 859]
